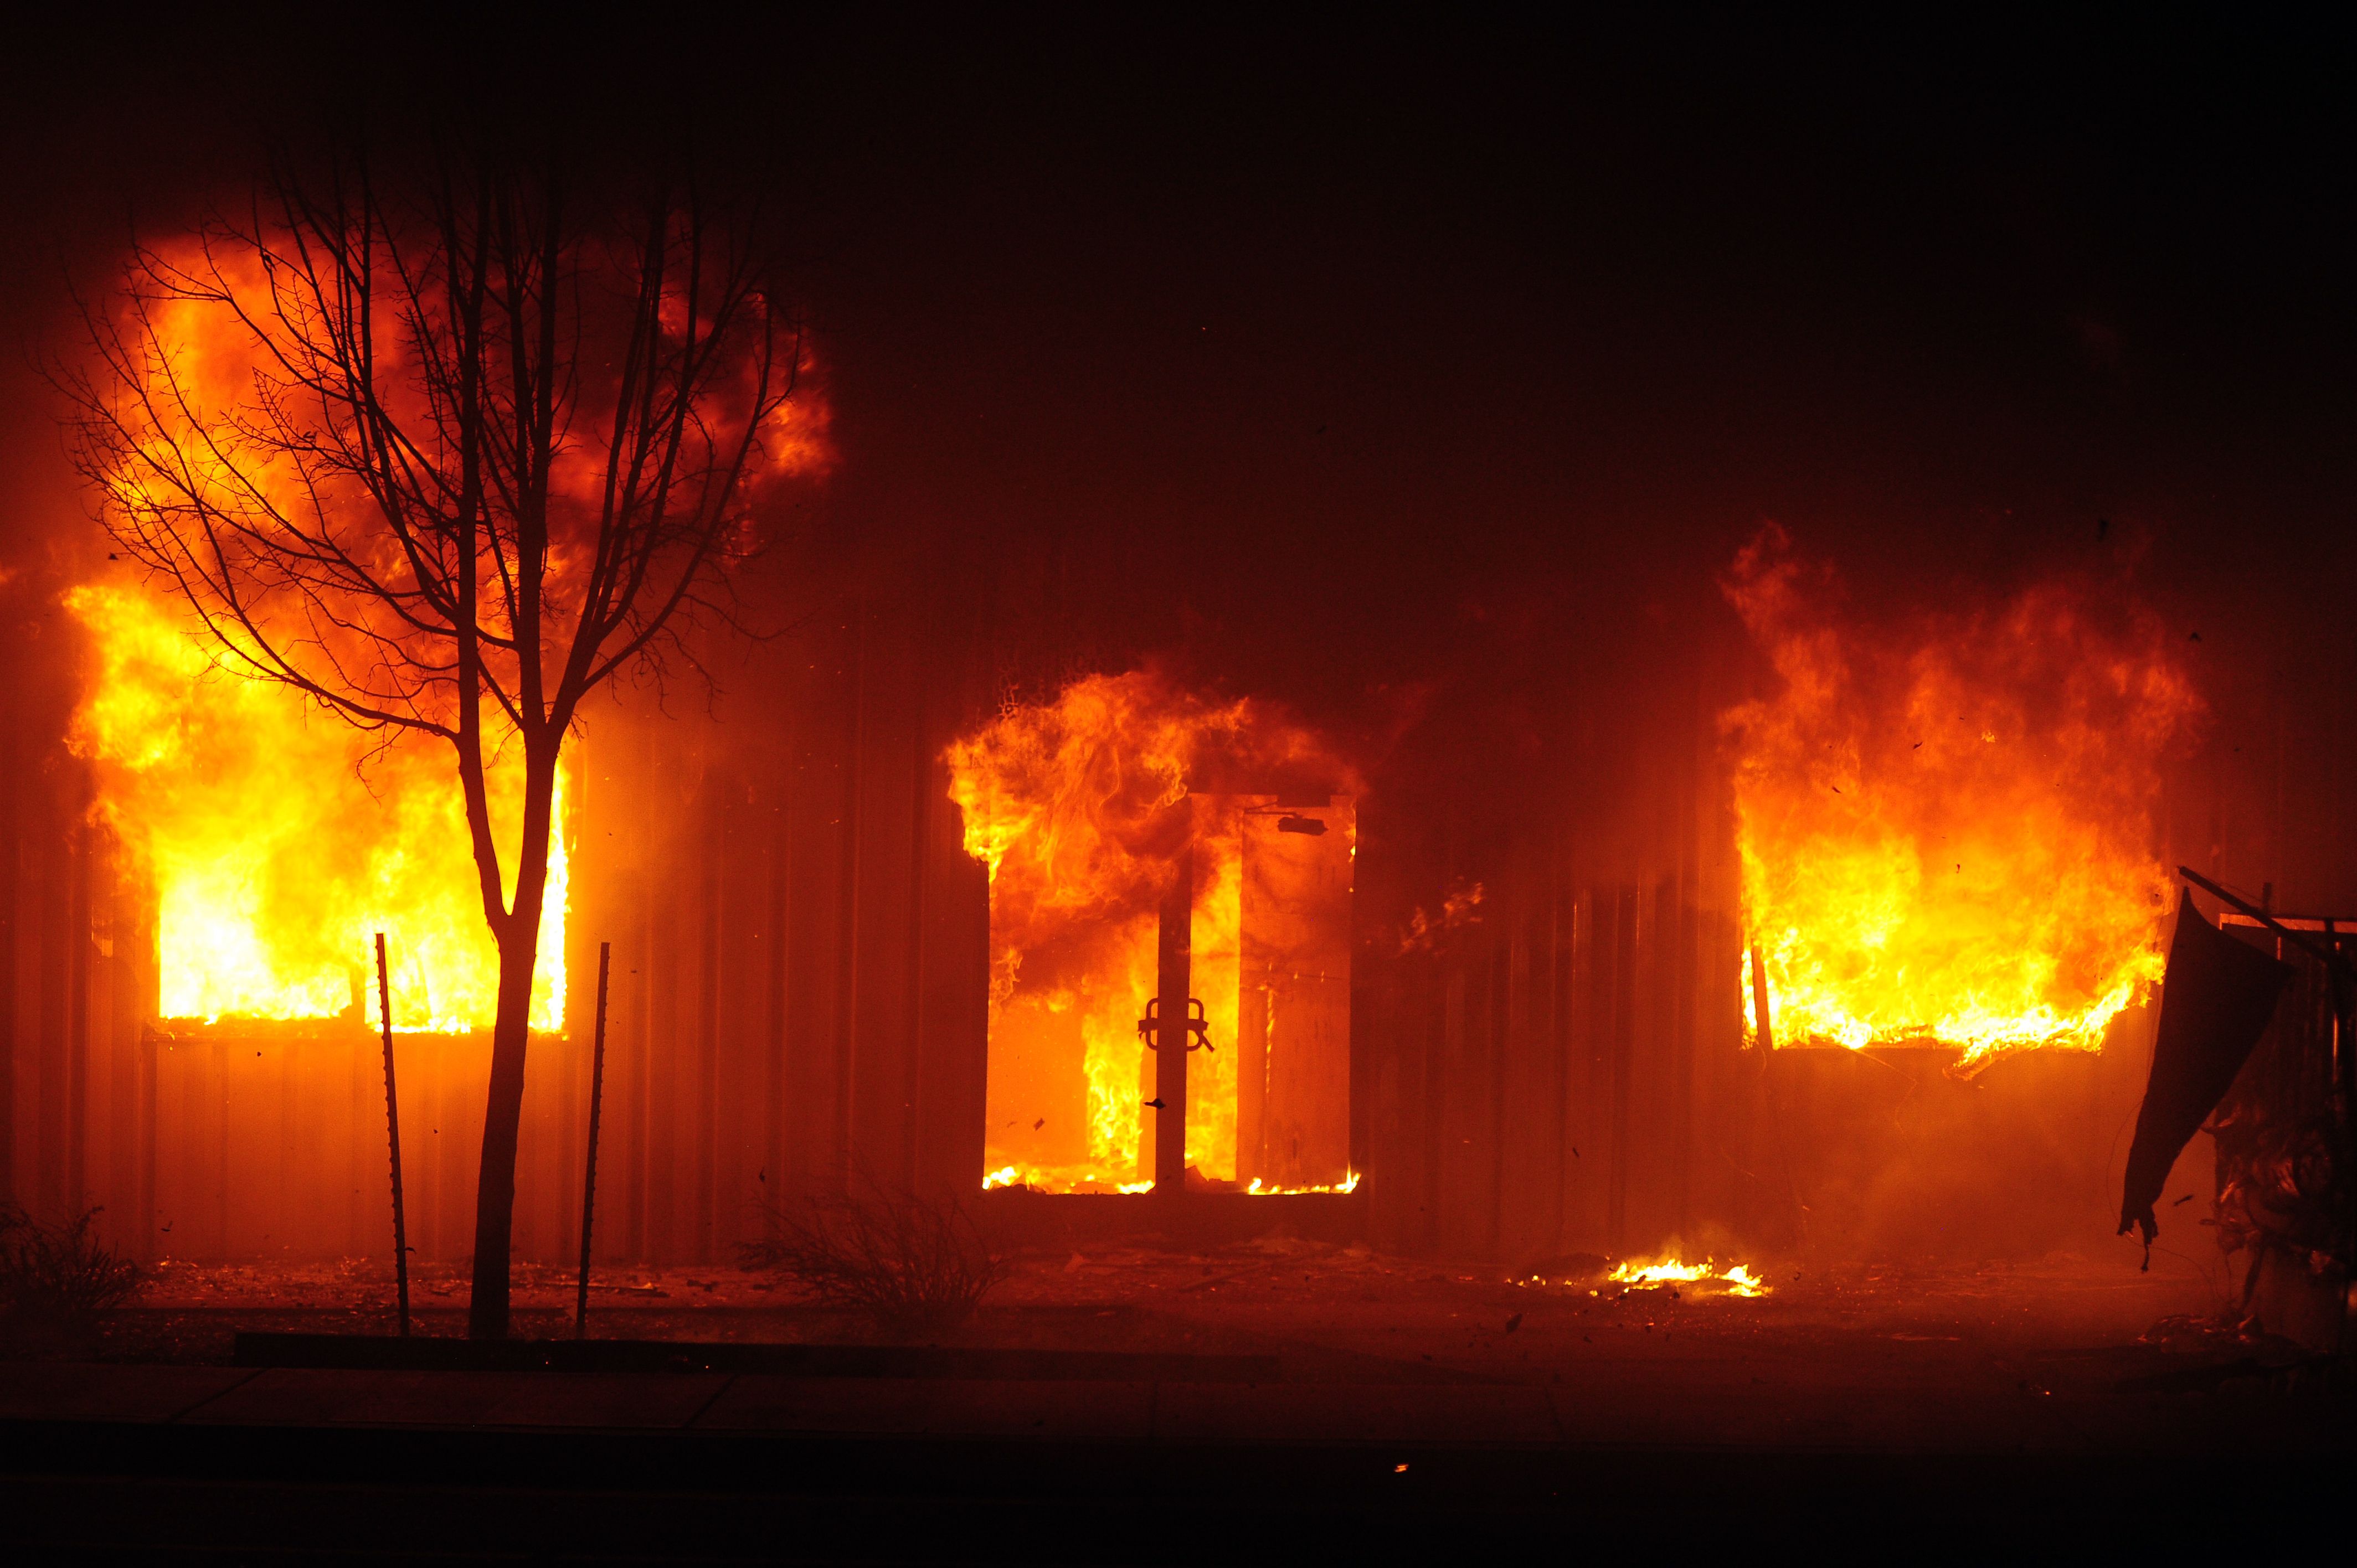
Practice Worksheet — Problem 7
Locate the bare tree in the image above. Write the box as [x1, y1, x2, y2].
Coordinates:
[60, 141, 811, 1337]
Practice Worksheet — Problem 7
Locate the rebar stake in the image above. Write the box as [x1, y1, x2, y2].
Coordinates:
[375, 933, 410, 1338]
[575, 942, 612, 1340]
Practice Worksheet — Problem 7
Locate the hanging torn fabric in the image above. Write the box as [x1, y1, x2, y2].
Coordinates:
[2118, 888, 2293, 1250]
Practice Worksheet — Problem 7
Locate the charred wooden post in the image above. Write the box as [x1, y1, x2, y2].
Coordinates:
[1748, 941, 1775, 1055]
[374, 934, 410, 1338]
[576, 942, 611, 1339]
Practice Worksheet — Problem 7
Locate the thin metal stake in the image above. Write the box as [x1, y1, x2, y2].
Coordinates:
[575, 942, 611, 1340]
[375, 933, 410, 1338]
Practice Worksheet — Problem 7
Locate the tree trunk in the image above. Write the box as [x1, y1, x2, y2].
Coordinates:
[467, 919, 542, 1339]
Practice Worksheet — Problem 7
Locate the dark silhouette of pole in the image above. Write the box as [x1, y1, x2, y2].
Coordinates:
[375, 933, 410, 1337]
[575, 942, 611, 1339]
[1153, 837, 1196, 1193]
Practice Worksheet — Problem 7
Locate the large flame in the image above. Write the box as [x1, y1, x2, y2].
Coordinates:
[64, 212, 827, 1037]
[66, 581, 567, 1033]
[59, 235, 581, 1036]
[1722, 528, 2198, 1073]
[947, 669, 1349, 1190]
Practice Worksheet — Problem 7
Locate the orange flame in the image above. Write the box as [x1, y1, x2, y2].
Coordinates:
[63, 235, 572, 1036]
[66, 214, 827, 1038]
[947, 669, 1351, 1191]
[1722, 528, 2199, 1072]
[65, 581, 567, 1033]
[1603, 1258, 1768, 1296]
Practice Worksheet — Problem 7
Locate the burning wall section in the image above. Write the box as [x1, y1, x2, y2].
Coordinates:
[1722, 528, 2199, 1072]
[17, 200, 834, 1265]
[948, 669, 1356, 1192]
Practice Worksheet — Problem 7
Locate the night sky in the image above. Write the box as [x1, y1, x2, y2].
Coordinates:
[4, 13, 2350, 880]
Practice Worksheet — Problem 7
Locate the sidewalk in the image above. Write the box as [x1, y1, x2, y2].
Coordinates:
[1, 1360, 2348, 1559]
[2, 1350, 2346, 1452]
[2, 1361, 1558, 1445]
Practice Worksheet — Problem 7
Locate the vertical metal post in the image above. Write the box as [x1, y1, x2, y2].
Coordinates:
[375, 933, 410, 1338]
[576, 942, 611, 1340]
[1154, 837, 1195, 1193]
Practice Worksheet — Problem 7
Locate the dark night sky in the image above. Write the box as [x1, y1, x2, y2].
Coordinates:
[789, 14, 2349, 629]
[4, 12, 2350, 876]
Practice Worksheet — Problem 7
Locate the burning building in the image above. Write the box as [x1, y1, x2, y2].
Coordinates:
[949, 668, 1358, 1196]
[0, 25, 2348, 1359]
[9, 522, 2284, 1278]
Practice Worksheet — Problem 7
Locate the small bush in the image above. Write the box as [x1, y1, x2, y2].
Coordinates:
[0, 1205, 143, 1355]
[740, 1183, 1001, 1336]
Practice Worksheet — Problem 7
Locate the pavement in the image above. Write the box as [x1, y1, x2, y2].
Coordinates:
[7, 1249, 2351, 1559]
[1, 1355, 2349, 1560]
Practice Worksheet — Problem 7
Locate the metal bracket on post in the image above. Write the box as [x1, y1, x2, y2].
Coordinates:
[1138, 997, 1213, 1052]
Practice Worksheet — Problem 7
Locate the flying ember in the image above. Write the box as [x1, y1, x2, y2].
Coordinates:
[1721, 527, 2200, 1072]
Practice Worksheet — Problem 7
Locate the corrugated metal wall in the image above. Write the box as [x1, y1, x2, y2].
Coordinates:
[9, 580, 2288, 1271]
[0, 595, 1762, 1269]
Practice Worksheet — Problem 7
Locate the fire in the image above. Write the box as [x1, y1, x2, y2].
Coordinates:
[1604, 1258, 1769, 1297]
[1242, 1172, 1360, 1195]
[1722, 528, 2198, 1072]
[61, 183, 835, 1047]
[948, 669, 1352, 1191]
[58, 231, 578, 1034]
[984, 1163, 1154, 1195]
[65, 580, 567, 1033]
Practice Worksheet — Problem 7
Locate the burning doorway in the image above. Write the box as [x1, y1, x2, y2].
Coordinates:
[948, 672, 1358, 1195]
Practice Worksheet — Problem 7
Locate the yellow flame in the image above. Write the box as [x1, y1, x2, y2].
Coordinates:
[66, 581, 567, 1033]
[1603, 1258, 1769, 1297]
[1722, 530, 2196, 1072]
[950, 670, 1335, 1190]
[982, 1162, 1153, 1194]
[1244, 1172, 1361, 1194]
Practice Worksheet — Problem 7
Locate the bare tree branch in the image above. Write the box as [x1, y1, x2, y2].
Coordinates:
[55, 136, 815, 1339]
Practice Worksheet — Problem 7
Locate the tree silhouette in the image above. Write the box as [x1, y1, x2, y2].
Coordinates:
[61, 138, 816, 1337]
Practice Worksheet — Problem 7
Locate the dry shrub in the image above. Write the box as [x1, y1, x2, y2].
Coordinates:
[0, 1205, 143, 1355]
[740, 1183, 1002, 1336]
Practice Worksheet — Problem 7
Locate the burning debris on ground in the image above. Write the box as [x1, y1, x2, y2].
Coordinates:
[0, 13, 2350, 1559]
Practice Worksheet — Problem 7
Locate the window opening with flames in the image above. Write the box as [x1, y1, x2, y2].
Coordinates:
[1722, 527, 2200, 1075]
[66, 580, 570, 1036]
[949, 670, 1358, 1193]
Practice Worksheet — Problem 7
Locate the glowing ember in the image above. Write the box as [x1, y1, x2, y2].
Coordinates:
[948, 669, 1352, 1190]
[1244, 1172, 1361, 1195]
[982, 1162, 1155, 1195]
[65, 581, 568, 1033]
[1721, 528, 2198, 1073]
